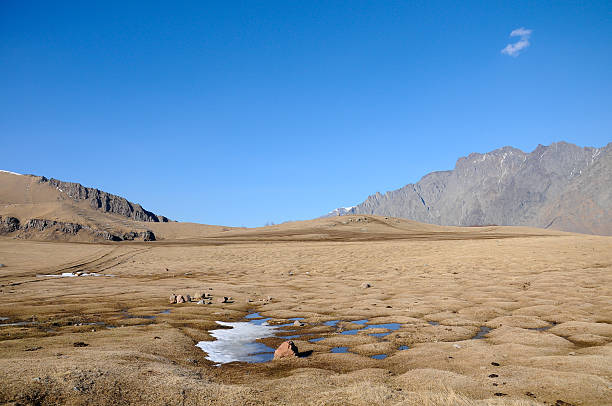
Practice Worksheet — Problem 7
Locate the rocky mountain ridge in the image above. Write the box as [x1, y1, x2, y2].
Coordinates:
[326, 142, 612, 235]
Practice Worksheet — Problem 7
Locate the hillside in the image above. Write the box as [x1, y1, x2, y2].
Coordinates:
[0, 171, 170, 242]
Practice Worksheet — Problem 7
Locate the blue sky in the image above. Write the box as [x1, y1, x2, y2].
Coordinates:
[1, 1, 611, 227]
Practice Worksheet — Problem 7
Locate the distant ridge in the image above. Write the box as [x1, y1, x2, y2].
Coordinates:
[325, 141, 612, 235]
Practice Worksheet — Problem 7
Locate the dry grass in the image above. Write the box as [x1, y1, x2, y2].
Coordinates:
[0, 217, 610, 405]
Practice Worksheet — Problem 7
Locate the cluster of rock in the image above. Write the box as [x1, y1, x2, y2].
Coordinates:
[169, 291, 232, 305]
[169, 294, 192, 304]
[0, 215, 155, 242]
[40, 177, 170, 222]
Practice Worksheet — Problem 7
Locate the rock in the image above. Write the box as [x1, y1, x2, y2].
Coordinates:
[453, 344, 461, 348]
[169, 294, 177, 304]
[360, 283, 371, 289]
[73, 342, 88, 347]
[176, 295, 189, 303]
[218, 296, 232, 303]
[197, 300, 204, 304]
[273, 341, 298, 360]
[293, 320, 305, 327]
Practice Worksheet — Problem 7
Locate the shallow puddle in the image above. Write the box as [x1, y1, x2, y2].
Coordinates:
[198, 314, 408, 364]
[472, 326, 492, 339]
[427, 321, 440, 326]
[252, 318, 272, 326]
[122, 310, 156, 320]
[398, 345, 410, 350]
[340, 322, 401, 338]
[527, 322, 557, 331]
[0, 321, 36, 327]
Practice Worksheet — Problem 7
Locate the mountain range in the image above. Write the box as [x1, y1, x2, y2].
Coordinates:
[1, 141, 610, 241]
[326, 141, 612, 235]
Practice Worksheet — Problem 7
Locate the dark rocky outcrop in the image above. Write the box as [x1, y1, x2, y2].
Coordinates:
[39, 177, 169, 223]
[24, 219, 82, 234]
[0, 216, 20, 234]
[0, 215, 155, 241]
[121, 231, 156, 241]
[326, 142, 612, 235]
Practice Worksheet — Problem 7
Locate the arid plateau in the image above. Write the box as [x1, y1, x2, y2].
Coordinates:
[1, 214, 611, 405]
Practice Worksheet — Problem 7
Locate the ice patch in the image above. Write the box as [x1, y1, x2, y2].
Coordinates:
[196, 321, 279, 364]
[37, 272, 114, 278]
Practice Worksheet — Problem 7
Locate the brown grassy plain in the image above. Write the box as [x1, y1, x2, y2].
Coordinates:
[0, 216, 611, 405]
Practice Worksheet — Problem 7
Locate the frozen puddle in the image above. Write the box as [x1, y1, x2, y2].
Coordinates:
[196, 320, 279, 364]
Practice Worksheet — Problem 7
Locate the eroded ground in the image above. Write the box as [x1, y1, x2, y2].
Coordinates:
[0, 228, 611, 405]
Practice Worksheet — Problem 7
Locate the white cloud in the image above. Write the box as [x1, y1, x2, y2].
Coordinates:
[501, 27, 532, 57]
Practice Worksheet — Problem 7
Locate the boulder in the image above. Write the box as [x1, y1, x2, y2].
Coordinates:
[169, 294, 177, 304]
[274, 341, 299, 360]
[360, 282, 371, 289]
[176, 295, 188, 303]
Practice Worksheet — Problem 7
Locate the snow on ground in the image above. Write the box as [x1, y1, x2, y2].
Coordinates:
[196, 321, 279, 364]
[0, 170, 22, 176]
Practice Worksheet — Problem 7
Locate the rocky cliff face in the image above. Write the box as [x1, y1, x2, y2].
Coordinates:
[41, 178, 169, 222]
[328, 142, 612, 235]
